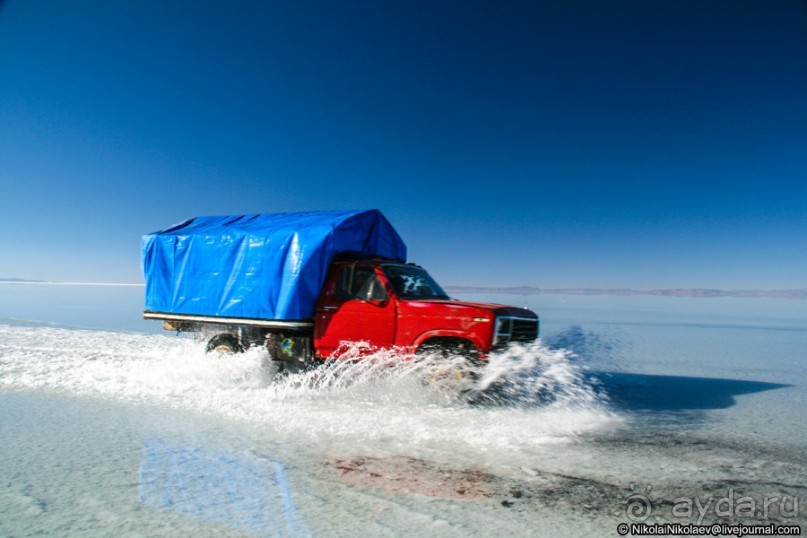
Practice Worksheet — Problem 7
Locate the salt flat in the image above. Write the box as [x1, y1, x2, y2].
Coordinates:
[0, 285, 805, 536]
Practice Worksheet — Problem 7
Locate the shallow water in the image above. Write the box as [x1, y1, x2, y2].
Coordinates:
[0, 285, 805, 536]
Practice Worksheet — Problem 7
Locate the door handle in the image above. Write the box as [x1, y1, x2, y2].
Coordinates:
[322, 306, 338, 311]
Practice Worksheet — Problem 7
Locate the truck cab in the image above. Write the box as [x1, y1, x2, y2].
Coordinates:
[314, 260, 538, 360]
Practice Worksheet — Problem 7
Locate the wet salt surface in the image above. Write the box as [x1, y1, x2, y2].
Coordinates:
[0, 287, 806, 536]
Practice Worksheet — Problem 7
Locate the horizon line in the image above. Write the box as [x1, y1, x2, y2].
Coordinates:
[0, 280, 145, 287]
[1, 279, 805, 298]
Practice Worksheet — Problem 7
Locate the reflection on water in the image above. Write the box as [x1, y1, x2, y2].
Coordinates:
[596, 372, 789, 412]
[139, 439, 308, 537]
[591, 371, 790, 430]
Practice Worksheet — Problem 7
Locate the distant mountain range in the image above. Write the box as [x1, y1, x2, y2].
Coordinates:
[444, 286, 807, 299]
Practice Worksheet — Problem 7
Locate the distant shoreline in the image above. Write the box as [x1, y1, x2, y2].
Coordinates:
[2, 279, 804, 299]
[444, 286, 807, 300]
[0, 279, 144, 287]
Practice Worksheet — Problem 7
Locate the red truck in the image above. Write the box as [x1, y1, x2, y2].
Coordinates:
[142, 210, 538, 367]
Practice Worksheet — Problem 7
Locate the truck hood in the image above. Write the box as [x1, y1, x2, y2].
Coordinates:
[407, 299, 537, 319]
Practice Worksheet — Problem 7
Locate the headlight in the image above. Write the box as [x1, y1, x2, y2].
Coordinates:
[494, 317, 512, 345]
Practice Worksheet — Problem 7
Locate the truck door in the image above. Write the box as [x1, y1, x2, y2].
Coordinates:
[315, 265, 396, 358]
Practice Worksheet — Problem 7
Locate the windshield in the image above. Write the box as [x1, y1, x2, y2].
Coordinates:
[382, 264, 450, 300]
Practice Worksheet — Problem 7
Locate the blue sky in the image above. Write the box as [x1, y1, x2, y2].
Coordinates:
[1, 0, 805, 288]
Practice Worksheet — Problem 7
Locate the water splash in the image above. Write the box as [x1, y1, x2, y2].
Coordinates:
[468, 342, 604, 408]
[0, 325, 620, 460]
[266, 343, 476, 404]
[267, 339, 605, 410]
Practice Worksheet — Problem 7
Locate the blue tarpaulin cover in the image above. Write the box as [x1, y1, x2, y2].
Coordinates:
[142, 209, 406, 320]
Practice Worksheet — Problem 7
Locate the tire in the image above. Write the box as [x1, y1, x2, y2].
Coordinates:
[416, 339, 481, 388]
[205, 334, 244, 354]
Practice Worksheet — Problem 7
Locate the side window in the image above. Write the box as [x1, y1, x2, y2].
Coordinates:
[334, 268, 353, 301]
[333, 267, 388, 302]
[356, 270, 388, 301]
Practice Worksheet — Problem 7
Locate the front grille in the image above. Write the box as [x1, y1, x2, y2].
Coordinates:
[511, 318, 538, 342]
[494, 316, 539, 345]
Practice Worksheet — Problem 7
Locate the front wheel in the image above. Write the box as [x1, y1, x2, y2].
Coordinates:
[205, 334, 244, 354]
[416, 340, 481, 364]
[416, 340, 481, 389]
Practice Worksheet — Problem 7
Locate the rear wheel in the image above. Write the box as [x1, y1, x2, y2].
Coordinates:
[205, 334, 243, 354]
